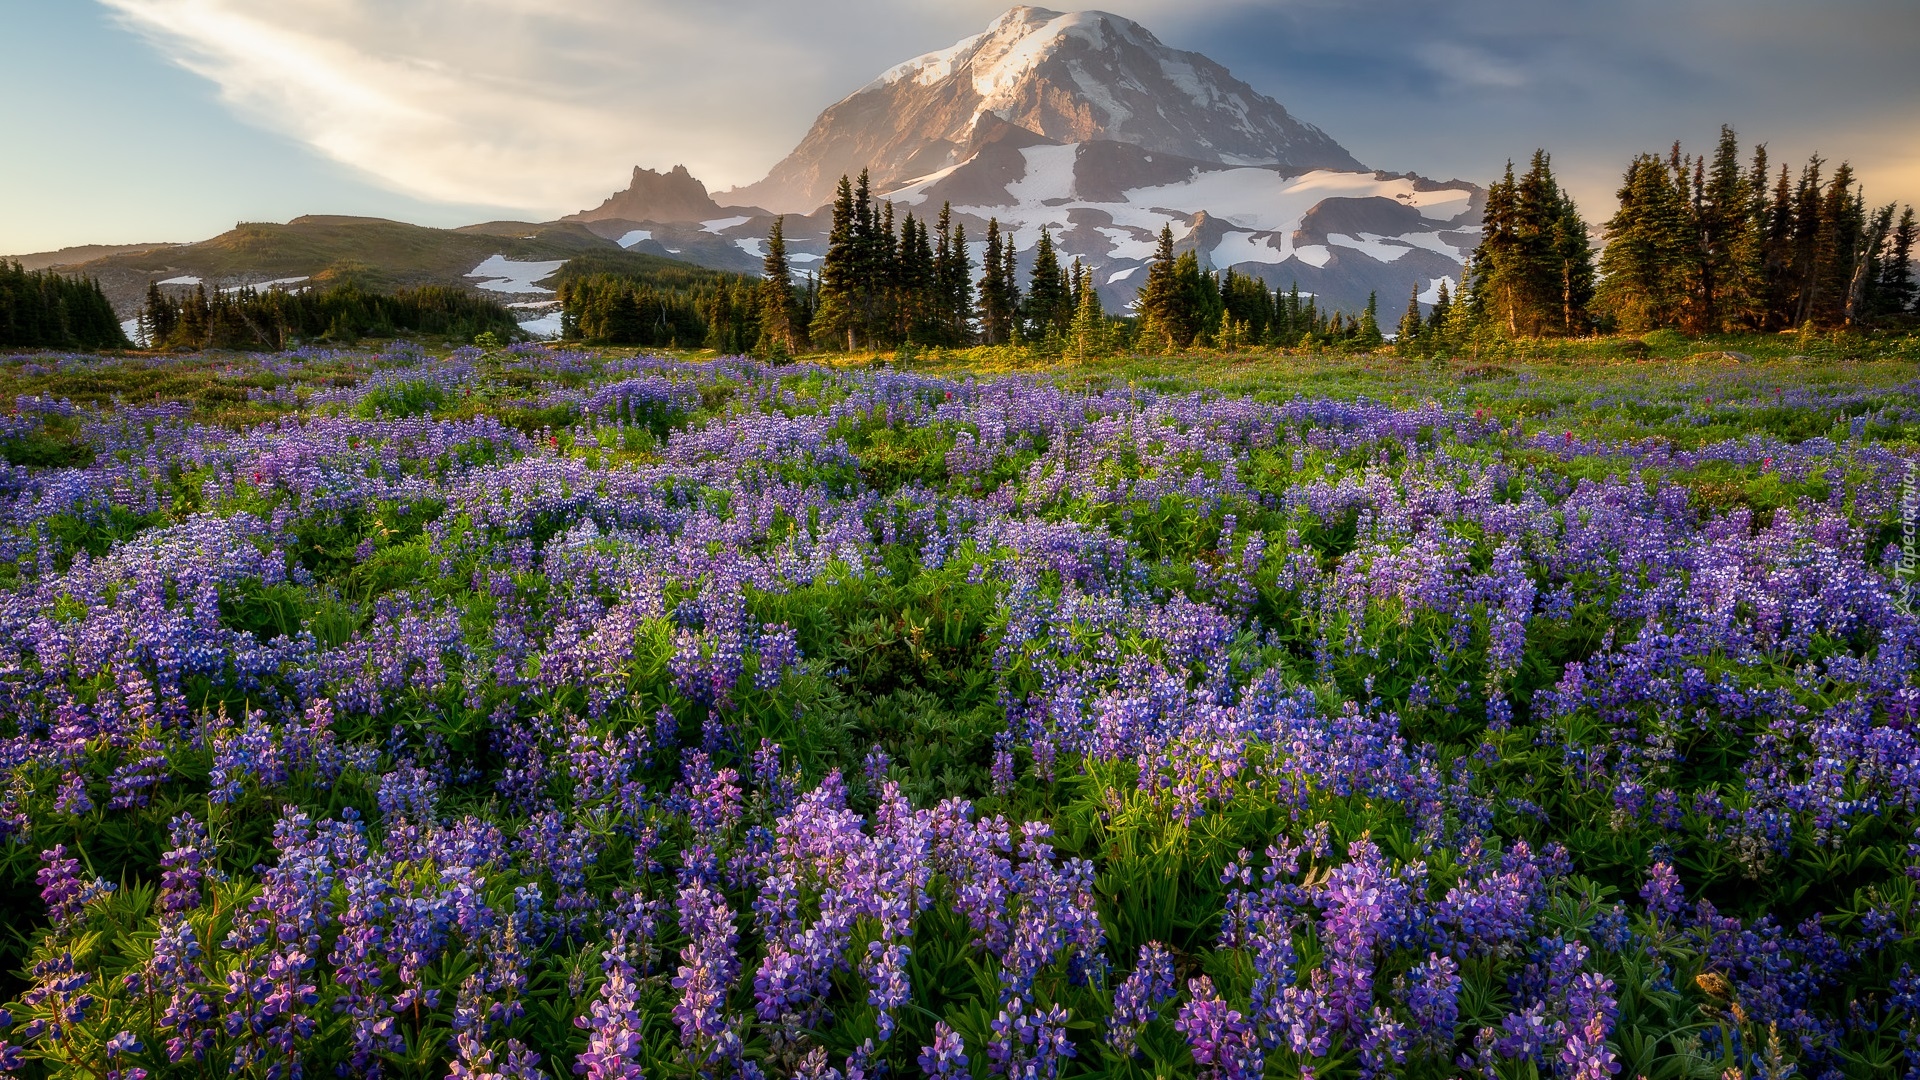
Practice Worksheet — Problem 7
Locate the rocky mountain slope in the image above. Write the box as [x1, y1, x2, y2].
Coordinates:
[24, 5, 1482, 330]
[589, 6, 1481, 314]
[725, 6, 1363, 214]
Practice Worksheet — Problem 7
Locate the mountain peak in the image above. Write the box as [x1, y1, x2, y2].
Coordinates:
[725, 6, 1362, 213]
[569, 164, 731, 225]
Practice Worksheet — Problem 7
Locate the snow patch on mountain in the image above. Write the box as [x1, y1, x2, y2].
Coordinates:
[1211, 231, 1288, 267]
[1418, 277, 1458, 305]
[1097, 227, 1158, 260]
[1292, 245, 1332, 269]
[467, 255, 566, 294]
[1327, 233, 1411, 262]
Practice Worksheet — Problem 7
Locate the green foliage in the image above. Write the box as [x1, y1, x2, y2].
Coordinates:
[141, 281, 519, 350]
[0, 262, 128, 349]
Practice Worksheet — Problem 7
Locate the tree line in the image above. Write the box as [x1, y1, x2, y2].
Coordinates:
[1424, 126, 1916, 346]
[1592, 126, 1915, 334]
[560, 169, 1391, 356]
[563, 127, 1918, 357]
[138, 281, 521, 350]
[0, 262, 128, 350]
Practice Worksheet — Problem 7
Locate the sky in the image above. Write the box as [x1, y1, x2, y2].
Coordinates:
[4, 0, 1917, 255]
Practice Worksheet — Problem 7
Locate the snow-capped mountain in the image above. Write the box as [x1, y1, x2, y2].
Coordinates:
[725, 6, 1363, 215]
[576, 6, 1482, 314]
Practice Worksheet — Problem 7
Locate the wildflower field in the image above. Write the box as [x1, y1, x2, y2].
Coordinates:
[0, 345, 1917, 1080]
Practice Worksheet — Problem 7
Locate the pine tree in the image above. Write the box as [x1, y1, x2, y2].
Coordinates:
[1000, 236, 1022, 345]
[1397, 283, 1423, 348]
[1810, 161, 1863, 327]
[1068, 261, 1106, 362]
[1173, 251, 1215, 349]
[1595, 155, 1694, 331]
[1875, 205, 1917, 317]
[142, 280, 177, 347]
[1355, 292, 1384, 348]
[1788, 156, 1827, 327]
[811, 176, 858, 350]
[1473, 151, 1591, 337]
[933, 203, 974, 346]
[1693, 125, 1751, 331]
[756, 216, 797, 358]
[1552, 188, 1595, 335]
[1024, 228, 1071, 341]
[977, 219, 1015, 345]
[1136, 225, 1182, 350]
[1443, 256, 1480, 350]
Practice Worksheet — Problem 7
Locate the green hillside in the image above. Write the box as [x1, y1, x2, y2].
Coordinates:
[61, 216, 639, 313]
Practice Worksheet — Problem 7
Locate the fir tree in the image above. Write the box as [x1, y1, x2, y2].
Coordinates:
[1875, 205, 1917, 317]
[756, 216, 798, 358]
[934, 204, 974, 346]
[1595, 155, 1694, 331]
[1810, 161, 1862, 327]
[977, 219, 1018, 346]
[1397, 283, 1423, 348]
[1474, 151, 1590, 337]
[1136, 225, 1181, 351]
[1024, 228, 1071, 341]
[811, 175, 858, 350]
[1355, 291, 1384, 348]
[1068, 261, 1106, 362]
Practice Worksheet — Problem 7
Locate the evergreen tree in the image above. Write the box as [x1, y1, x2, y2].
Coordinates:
[934, 204, 974, 346]
[1762, 163, 1798, 328]
[1000, 236, 1022, 345]
[1694, 125, 1751, 331]
[811, 176, 858, 350]
[1874, 205, 1917, 317]
[1068, 261, 1106, 362]
[141, 280, 177, 347]
[1024, 228, 1071, 340]
[1551, 187, 1596, 335]
[1788, 156, 1827, 327]
[1443, 256, 1481, 349]
[1473, 151, 1590, 336]
[756, 216, 798, 358]
[1396, 283, 1423, 347]
[1136, 225, 1181, 350]
[0, 263, 128, 350]
[977, 219, 1018, 346]
[1810, 161, 1863, 327]
[1595, 155, 1694, 331]
[1355, 292, 1384, 348]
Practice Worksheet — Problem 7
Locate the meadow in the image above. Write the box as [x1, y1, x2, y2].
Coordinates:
[0, 342, 1915, 1080]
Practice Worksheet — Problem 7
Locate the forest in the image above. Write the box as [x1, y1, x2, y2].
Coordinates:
[136, 281, 521, 350]
[0, 263, 129, 350]
[557, 125, 1918, 359]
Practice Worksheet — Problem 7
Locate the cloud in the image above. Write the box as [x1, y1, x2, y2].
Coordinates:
[97, 0, 904, 214]
[97, 0, 1920, 221]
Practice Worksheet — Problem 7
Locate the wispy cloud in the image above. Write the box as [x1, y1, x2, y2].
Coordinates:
[96, 0, 873, 214]
[95, 0, 1920, 220]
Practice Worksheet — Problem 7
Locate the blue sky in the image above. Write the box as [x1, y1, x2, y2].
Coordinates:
[5, 0, 1916, 255]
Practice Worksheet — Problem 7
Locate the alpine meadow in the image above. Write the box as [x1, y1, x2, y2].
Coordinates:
[1, 5, 1918, 1080]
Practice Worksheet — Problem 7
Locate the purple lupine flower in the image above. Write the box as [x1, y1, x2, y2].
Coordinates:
[1108, 943, 1178, 1057]
[37, 847, 108, 928]
[1175, 977, 1261, 1080]
[1559, 973, 1621, 1080]
[158, 814, 210, 914]
[918, 1021, 968, 1078]
[573, 943, 645, 1080]
[1640, 861, 1685, 923]
[671, 879, 741, 1067]
[1401, 953, 1461, 1050]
